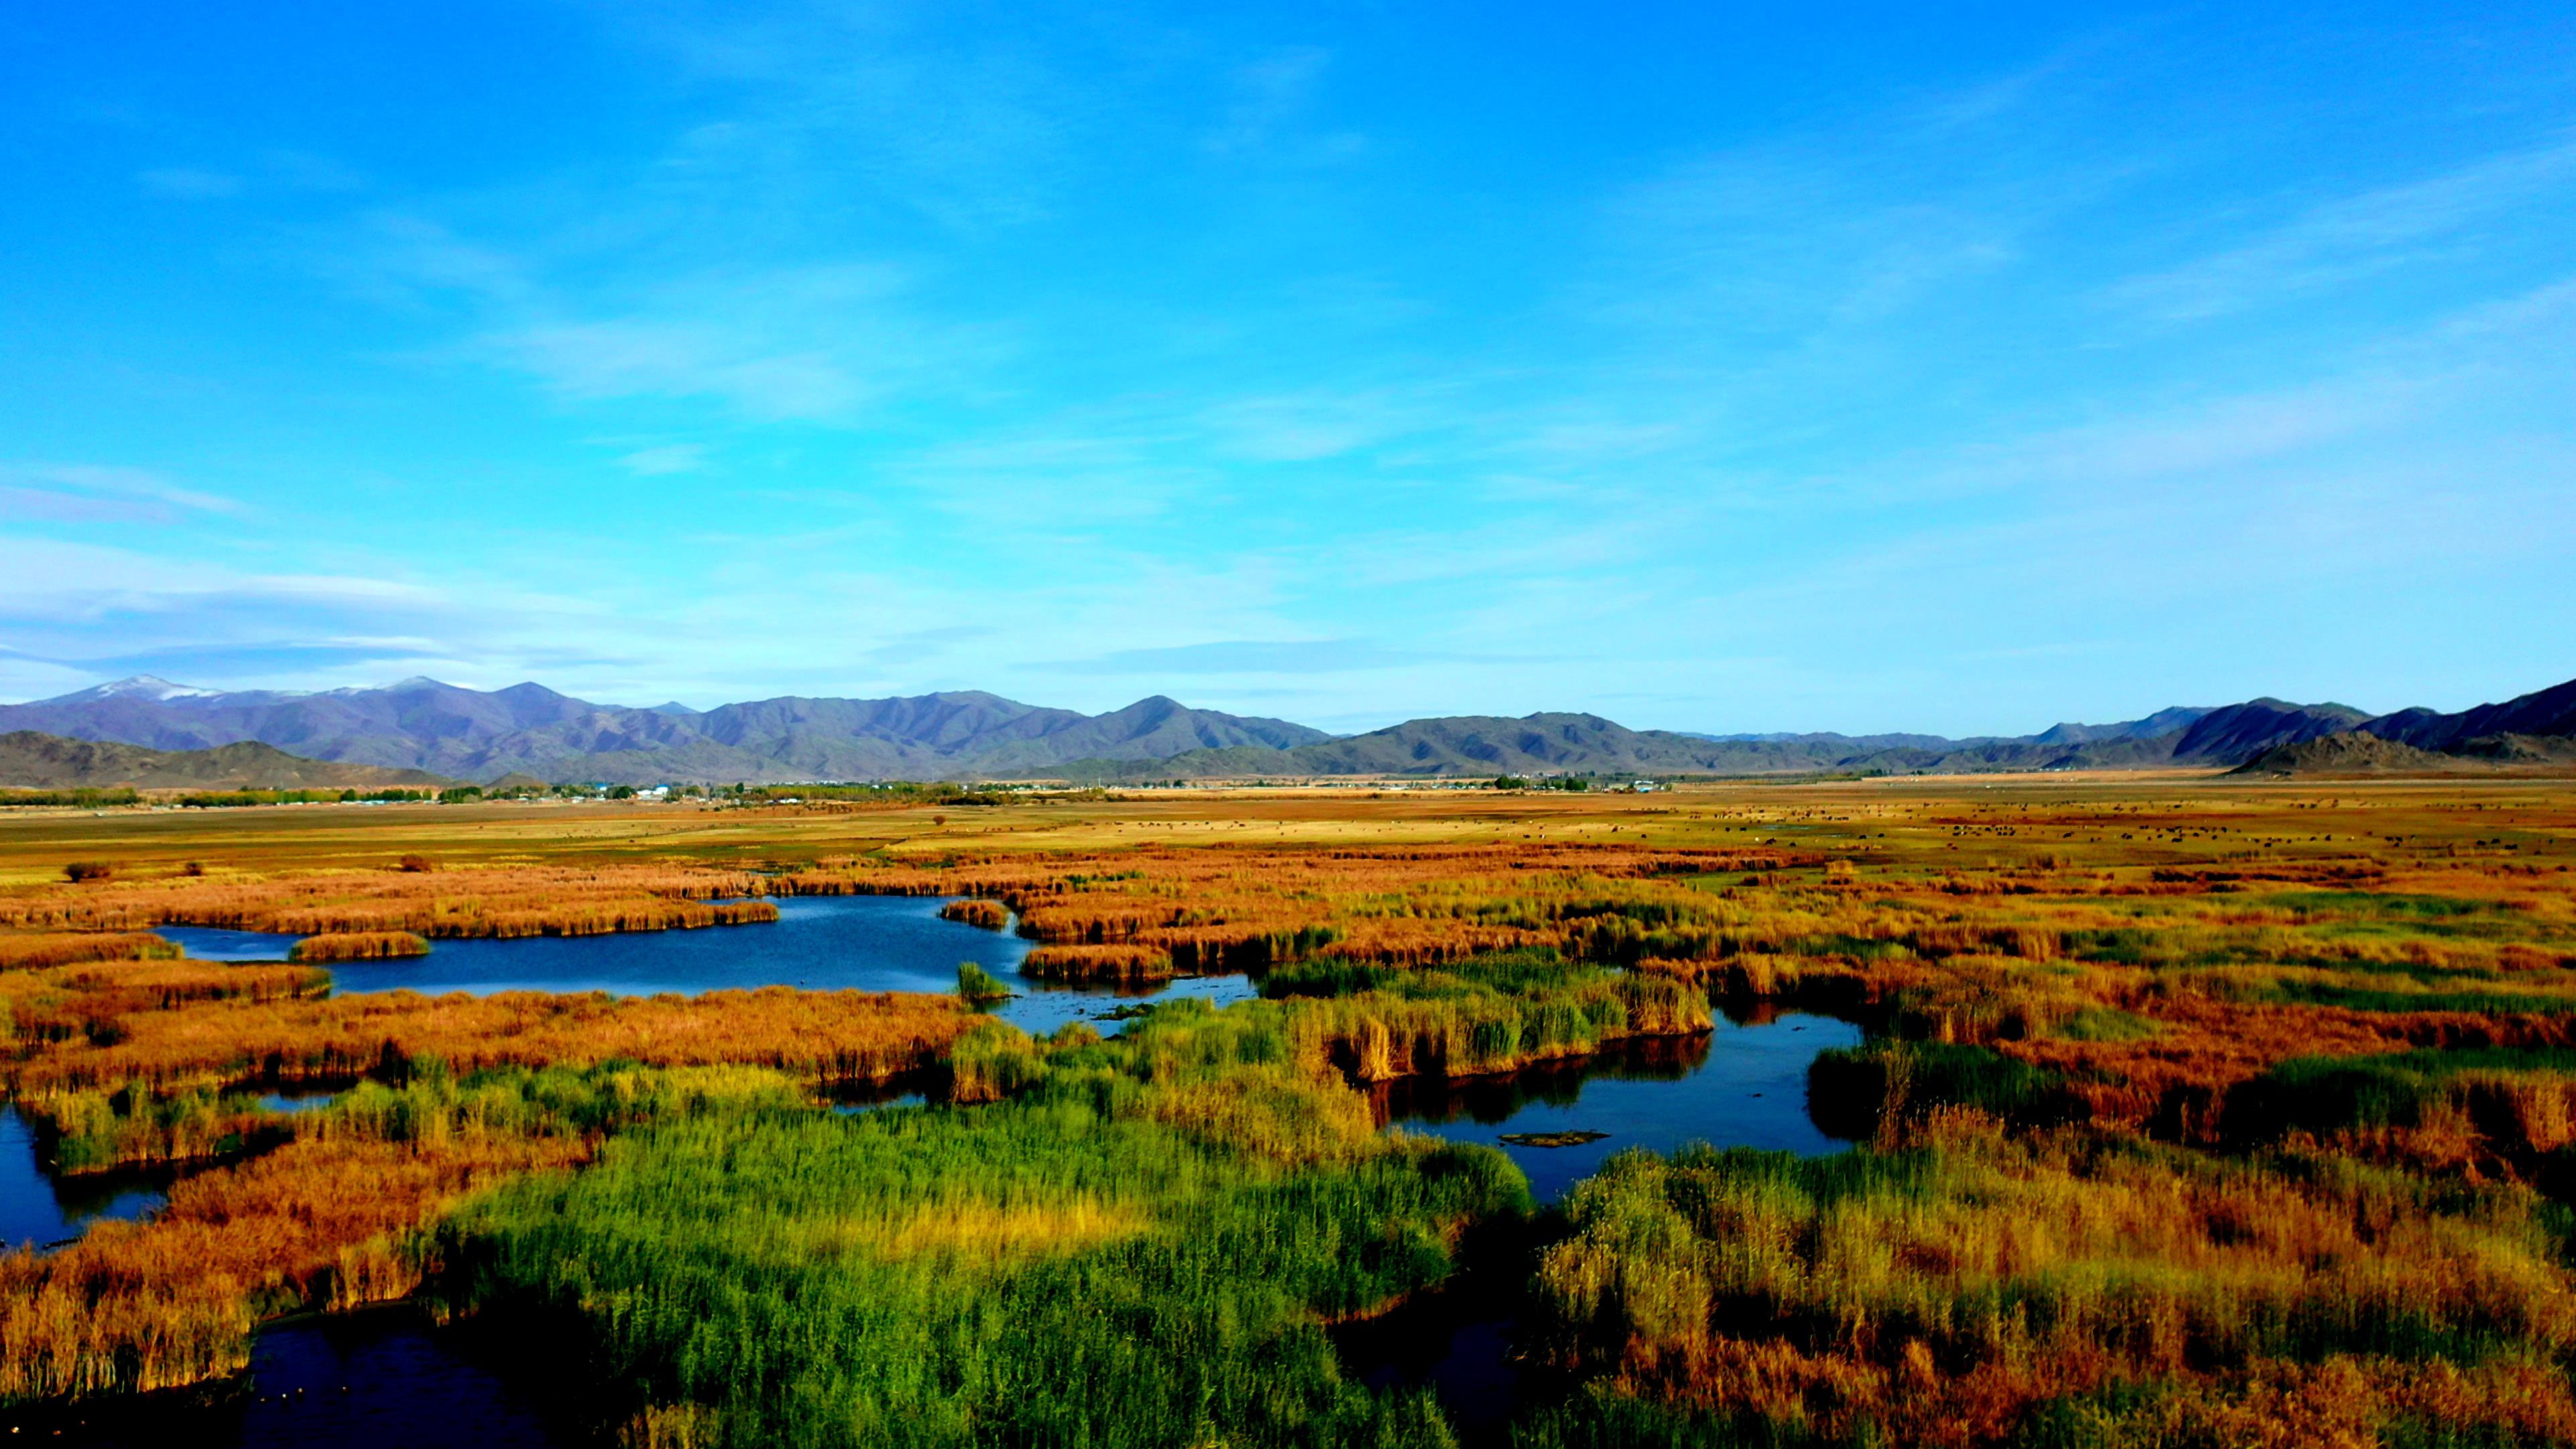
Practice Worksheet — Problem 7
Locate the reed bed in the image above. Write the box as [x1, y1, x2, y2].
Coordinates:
[0, 865, 777, 938]
[0, 780, 2572, 1439]
[1020, 942, 1170, 983]
[6, 984, 974, 1097]
[0, 1065, 797, 1405]
[288, 930, 431, 962]
[0, 932, 174, 971]
[432, 1000, 1525, 1448]
[1523, 1108, 2576, 1448]
[935, 898, 1009, 930]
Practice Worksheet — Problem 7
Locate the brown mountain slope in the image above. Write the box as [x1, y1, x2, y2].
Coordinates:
[0, 731, 457, 790]
[2233, 732, 2498, 777]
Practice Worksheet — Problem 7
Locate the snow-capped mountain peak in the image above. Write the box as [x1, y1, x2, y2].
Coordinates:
[60, 676, 230, 704]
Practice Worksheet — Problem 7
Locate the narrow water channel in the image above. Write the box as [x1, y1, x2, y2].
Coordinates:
[21, 1307, 578, 1448]
[70, 914, 1861, 1444]
[155, 894, 1256, 1037]
[1333, 1010, 1865, 1441]
[0, 1106, 166, 1254]
[1377, 1010, 1864, 1203]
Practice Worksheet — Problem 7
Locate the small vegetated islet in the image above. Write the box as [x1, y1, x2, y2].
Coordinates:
[0, 786, 2570, 1444]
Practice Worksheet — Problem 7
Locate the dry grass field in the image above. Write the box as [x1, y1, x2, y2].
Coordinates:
[3, 773, 2574, 1442]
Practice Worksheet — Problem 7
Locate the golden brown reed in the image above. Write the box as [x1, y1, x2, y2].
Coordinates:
[0, 932, 175, 971]
[287, 930, 431, 963]
[1020, 943, 1169, 983]
[0, 864, 778, 938]
[0, 1128, 587, 1400]
[1, 777, 2573, 1434]
[935, 898, 1010, 930]
[9, 981, 973, 1097]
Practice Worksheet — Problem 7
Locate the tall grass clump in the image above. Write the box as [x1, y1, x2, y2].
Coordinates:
[955, 961, 1014, 1006]
[288, 930, 431, 963]
[0, 1064, 799, 1405]
[1521, 1112, 2576, 1446]
[1283, 949, 1713, 1083]
[435, 1006, 1527, 1447]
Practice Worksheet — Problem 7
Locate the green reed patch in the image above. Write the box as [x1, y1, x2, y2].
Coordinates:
[436, 1009, 1526, 1448]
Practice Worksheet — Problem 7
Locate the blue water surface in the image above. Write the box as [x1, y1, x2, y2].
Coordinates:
[1377, 1011, 1863, 1204]
[29, 1308, 574, 1448]
[0, 1107, 165, 1254]
[160, 895, 1255, 1038]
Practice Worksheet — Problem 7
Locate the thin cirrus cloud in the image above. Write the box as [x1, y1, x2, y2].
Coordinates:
[2106, 133, 2576, 324]
[1036, 639, 1518, 676]
[138, 166, 242, 199]
[77, 640, 461, 680]
[9, 10, 2575, 728]
[616, 443, 708, 477]
[343, 208, 943, 427]
[0, 463, 246, 521]
[460, 263, 987, 426]
[863, 626, 1001, 667]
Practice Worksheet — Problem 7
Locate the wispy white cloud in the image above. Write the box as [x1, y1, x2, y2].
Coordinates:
[1195, 386, 1437, 462]
[1039, 638, 1444, 676]
[0, 463, 246, 522]
[489, 319, 869, 420]
[617, 443, 707, 476]
[1203, 46, 1359, 162]
[138, 167, 241, 199]
[342, 200, 990, 423]
[2108, 133, 2576, 323]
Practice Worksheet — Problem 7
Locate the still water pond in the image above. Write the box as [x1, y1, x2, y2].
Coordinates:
[60, 911, 1862, 1445]
[0, 1107, 165, 1254]
[1377, 1010, 1864, 1204]
[24, 1308, 574, 1448]
[156, 895, 1255, 1038]
[1336, 1010, 1863, 1440]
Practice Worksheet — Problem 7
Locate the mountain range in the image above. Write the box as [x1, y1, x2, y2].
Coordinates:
[0, 677, 1328, 786]
[0, 731, 454, 791]
[0, 673, 2568, 786]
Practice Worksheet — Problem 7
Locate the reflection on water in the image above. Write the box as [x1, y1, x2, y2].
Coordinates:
[1334, 1291, 1520, 1443]
[1340, 1011, 1865, 1440]
[1376, 1012, 1864, 1205]
[829, 1092, 928, 1116]
[156, 925, 315, 961]
[30, 1307, 576, 1448]
[0, 1107, 166, 1254]
[162, 896, 1254, 1038]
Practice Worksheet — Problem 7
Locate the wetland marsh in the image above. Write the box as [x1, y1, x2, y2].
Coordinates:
[2, 777, 2573, 1445]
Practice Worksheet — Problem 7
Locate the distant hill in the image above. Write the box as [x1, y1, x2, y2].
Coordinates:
[1056, 702, 2355, 782]
[2231, 734, 2474, 777]
[2360, 677, 2576, 751]
[2029, 706, 2216, 745]
[2165, 699, 2373, 760]
[9, 670, 2570, 784]
[0, 678, 1330, 786]
[0, 731, 455, 790]
[2231, 679, 2576, 777]
[1067, 681, 2576, 782]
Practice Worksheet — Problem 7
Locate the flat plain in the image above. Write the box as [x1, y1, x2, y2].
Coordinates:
[3, 773, 2575, 1446]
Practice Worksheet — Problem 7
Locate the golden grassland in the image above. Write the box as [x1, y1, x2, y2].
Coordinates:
[0, 861, 780, 936]
[0, 775, 2573, 1438]
[287, 929, 431, 962]
[0, 1065, 800, 1402]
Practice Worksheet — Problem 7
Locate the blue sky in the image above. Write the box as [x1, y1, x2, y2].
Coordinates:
[3, 3, 2571, 734]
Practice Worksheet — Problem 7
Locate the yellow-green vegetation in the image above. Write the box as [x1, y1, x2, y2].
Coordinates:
[288, 929, 431, 962]
[1, 777, 2574, 1443]
[0, 1063, 798, 1401]
[437, 1001, 1525, 1447]
[1523, 1112, 2576, 1447]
